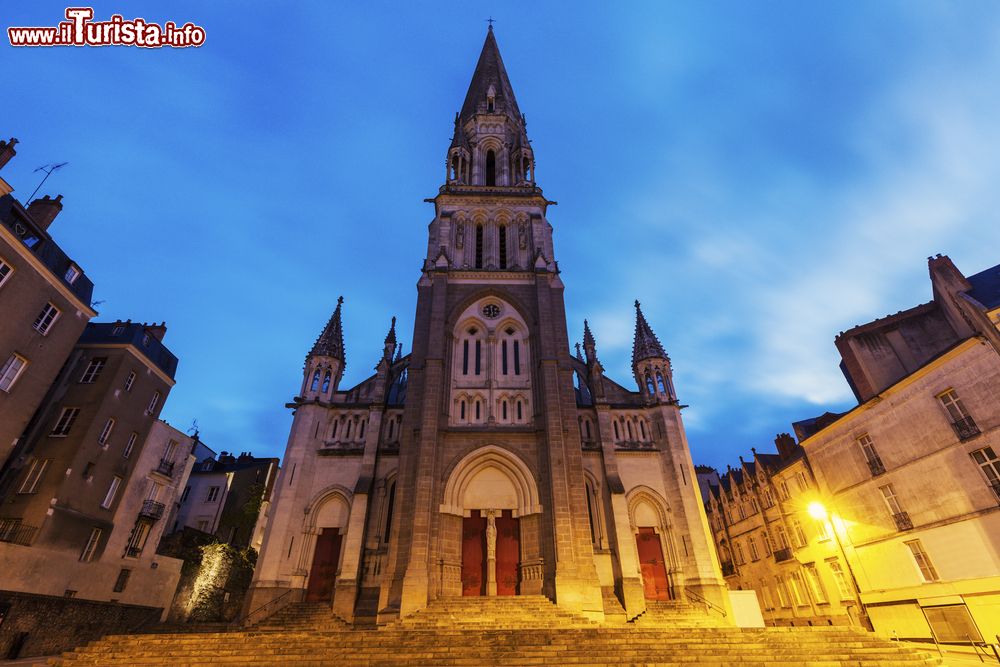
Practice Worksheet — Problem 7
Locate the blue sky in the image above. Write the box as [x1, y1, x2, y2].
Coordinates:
[4, 2, 1000, 470]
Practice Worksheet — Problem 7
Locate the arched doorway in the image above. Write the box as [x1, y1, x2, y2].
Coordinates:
[302, 489, 350, 603]
[441, 446, 542, 597]
[628, 489, 674, 601]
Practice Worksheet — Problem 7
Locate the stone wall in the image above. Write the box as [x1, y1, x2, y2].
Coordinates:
[0, 590, 160, 659]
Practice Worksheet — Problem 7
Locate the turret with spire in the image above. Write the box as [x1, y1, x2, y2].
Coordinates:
[582, 319, 605, 401]
[302, 296, 346, 401]
[631, 300, 676, 402]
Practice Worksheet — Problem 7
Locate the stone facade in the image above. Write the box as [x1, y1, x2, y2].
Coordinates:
[248, 28, 728, 625]
[704, 437, 863, 628]
[0, 323, 190, 615]
[704, 254, 1000, 643]
[0, 140, 97, 465]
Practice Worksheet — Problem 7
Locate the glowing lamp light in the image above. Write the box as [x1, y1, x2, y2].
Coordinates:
[807, 501, 828, 520]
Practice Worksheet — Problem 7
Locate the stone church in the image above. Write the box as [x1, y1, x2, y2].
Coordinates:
[247, 27, 728, 625]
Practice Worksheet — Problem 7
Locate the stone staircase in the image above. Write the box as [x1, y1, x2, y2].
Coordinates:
[628, 599, 728, 628]
[44, 596, 943, 666]
[391, 595, 599, 629]
[251, 602, 350, 632]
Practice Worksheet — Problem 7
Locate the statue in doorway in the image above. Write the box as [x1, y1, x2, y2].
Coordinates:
[485, 509, 497, 560]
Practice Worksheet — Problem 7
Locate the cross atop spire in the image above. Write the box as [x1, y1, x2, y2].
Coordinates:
[486, 16, 496, 30]
[309, 296, 345, 362]
[631, 299, 667, 366]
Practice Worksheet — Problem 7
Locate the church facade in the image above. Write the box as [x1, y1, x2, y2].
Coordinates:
[247, 28, 728, 624]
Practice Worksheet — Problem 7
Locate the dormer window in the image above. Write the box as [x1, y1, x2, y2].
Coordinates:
[64, 264, 80, 284]
[486, 85, 496, 112]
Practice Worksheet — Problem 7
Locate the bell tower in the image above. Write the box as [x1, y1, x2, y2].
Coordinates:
[384, 25, 605, 621]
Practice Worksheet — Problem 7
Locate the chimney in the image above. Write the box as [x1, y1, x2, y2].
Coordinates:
[27, 194, 64, 230]
[0, 138, 18, 170]
[145, 322, 167, 341]
[774, 433, 799, 460]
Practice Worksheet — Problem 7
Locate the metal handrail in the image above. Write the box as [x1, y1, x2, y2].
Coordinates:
[684, 586, 727, 618]
[240, 589, 296, 627]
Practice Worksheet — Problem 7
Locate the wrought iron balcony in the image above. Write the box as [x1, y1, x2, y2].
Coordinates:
[773, 548, 794, 562]
[125, 545, 143, 558]
[139, 499, 165, 521]
[951, 416, 980, 441]
[0, 520, 36, 546]
[892, 511, 913, 531]
[866, 456, 886, 477]
[720, 561, 736, 577]
[154, 459, 175, 477]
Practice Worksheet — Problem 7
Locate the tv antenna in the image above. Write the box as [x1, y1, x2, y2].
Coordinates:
[26, 162, 69, 206]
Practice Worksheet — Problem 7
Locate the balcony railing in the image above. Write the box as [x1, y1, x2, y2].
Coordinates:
[0, 520, 37, 546]
[951, 416, 980, 441]
[773, 548, 793, 562]
[866, 456, 886, 477]
[892, 511, 913, 531]
[125, 545, 143, 558]
[154, 459, 175, 477]
[720, 561, 736, 577]
[139, 499, 165, 521]
[990, 480, 1000, 504]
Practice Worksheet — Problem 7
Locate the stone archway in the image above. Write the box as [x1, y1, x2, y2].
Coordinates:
[627, 487, 675, 601]
[301, 487, 351, 603]
[439, 446, 543, 597]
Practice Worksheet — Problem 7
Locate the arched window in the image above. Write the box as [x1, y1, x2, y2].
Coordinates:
[387, 419, 395, 440]
[523, 157, 530, 182]
[516, 399, 523, 421]
[627, 420, 634, 440]
[462, 339, 470, 375]
[485, 150, 496, 186]
[346, 419, 353, 439]
[460, 399, 466, 421]
[640, 420, 647, 440]
[310, 370, 320, 391]
[514, 340, 521, 375]
[585, 420, 591, 439]
[383, 481, 396, 544]
[502, 399, 508, 420]
[613, 421, 620, 440]
[475, 399, 481, 421]
[331, 420, 339, 439]
[321, 370, 331, 393]
[656, 372, 666, 394]
[450, 155, 458, 180]
[475, 340, 482, 375]
[359, 418, 366, 439]
[475, 224, 484, 268]
[645, 373, 655, 395]
[501, 339, 508, 375]
[498, 225, 508, 269]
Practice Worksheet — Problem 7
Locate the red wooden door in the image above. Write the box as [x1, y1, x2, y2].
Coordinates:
[305, 528, 342, 602]
[636, 527, 670, 600]
[495, 510, 520, 596]
[462, 510, 486, 596]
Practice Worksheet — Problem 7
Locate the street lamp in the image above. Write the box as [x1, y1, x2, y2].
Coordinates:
[807, 501, 873, 631]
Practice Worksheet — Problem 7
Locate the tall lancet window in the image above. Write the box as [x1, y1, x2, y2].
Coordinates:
[310, 370, 321, 392]
[321, 370, 331, 393]
[475, 224, 484, 268]
[498, 225, 508, 269]
[485, 150, 496, 186]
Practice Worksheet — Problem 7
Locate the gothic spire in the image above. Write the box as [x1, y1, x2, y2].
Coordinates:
[631, 300, 667, 365]
[575, 342, 584, 362]
[309, 296, 345, 362]
[383, 316, 397, 360]
[582, 319, 599, 365]
[459, 28, 522, 128]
